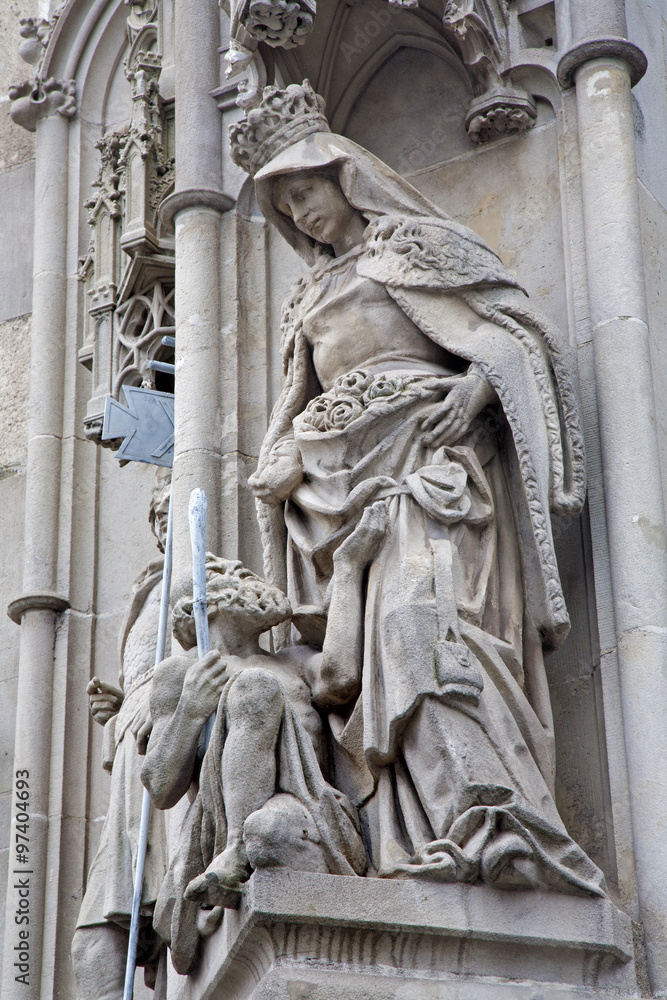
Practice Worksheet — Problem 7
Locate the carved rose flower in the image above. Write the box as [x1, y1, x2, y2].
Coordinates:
[327, 396, 363, 429]
[301, 397, 332, 432]
[363, 376, 402, 402]
[300, 393, 363, 432]
[333, 370, 374, 398]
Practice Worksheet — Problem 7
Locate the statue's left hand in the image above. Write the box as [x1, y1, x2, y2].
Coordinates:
[421, 369, 496, 447]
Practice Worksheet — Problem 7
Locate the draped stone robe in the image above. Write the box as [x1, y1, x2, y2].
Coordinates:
[253, 225, 604, 897]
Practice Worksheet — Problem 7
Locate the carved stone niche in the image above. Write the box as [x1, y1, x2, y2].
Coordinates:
[78, 2, 175, 445]
[183, 871, 637, 1000]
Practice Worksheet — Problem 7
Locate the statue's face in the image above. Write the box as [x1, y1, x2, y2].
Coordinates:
[274, 171, 360, 248]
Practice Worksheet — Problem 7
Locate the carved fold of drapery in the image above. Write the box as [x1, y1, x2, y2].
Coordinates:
[78, 1, 175, 445]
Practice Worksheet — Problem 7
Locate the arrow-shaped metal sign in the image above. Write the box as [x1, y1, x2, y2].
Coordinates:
[101, 385, 174, 467]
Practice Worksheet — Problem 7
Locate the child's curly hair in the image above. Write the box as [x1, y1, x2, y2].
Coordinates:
[172, 555, 291, 649]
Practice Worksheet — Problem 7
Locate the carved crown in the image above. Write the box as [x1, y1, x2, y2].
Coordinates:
[229, 80, 330, 176]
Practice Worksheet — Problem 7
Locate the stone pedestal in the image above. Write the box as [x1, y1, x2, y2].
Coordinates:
[183, 872, 638, 1000]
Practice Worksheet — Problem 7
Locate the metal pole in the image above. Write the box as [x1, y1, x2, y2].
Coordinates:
[188, 488, 215, 748]
[123, 481, 174, 1000]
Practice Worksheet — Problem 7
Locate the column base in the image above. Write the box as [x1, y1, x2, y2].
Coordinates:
[182, 871, 639, 1000]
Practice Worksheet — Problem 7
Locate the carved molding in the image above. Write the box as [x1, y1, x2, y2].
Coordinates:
[220, 0, 536, 145]
[440, 0, 538, 144]
[81, 271, 175, 445]
[113, 279, 175, 397]
[557, 38, 647, 89]
[159, 188, 236, 231]
[84, 132, 124, 224]
[7, 592, 71, 625]
[442, 0, 504, 88]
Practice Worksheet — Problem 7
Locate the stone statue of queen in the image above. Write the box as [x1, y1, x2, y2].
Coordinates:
[231, 81, 605, 895]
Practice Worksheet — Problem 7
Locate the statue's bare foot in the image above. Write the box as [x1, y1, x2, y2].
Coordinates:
[184, 846, 249, 908]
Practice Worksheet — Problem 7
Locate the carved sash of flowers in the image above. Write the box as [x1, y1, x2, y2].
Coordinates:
[298, 369, 433, 432]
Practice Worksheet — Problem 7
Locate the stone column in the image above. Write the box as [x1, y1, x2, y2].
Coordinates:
[559, 18, 667, 994]
[2, 104, 71, 999]
[160, 0, 234, 581]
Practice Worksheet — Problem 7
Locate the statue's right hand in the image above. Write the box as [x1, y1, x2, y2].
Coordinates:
[86, 677, 124, 726]
[181, 650, 229, 720]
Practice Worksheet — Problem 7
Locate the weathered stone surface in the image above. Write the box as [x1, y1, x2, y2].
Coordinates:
[0, 164, 34, 322]
[237, 80, 599, 898]
[0, 314, 30, 466]
[146, 84, 616, 998]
